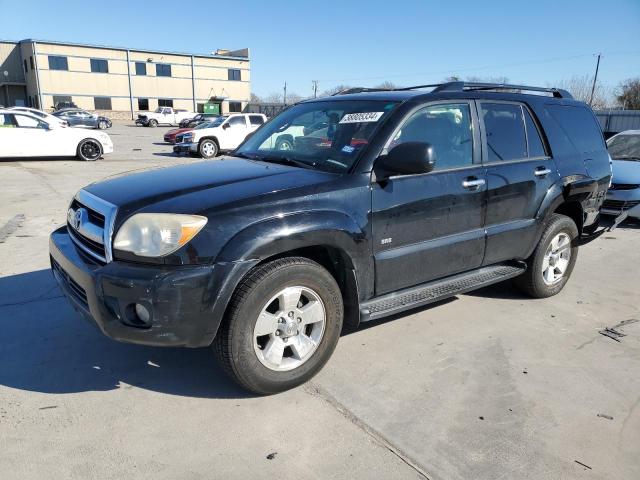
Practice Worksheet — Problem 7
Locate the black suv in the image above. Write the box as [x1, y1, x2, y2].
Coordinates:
[50, 82, 611, 394]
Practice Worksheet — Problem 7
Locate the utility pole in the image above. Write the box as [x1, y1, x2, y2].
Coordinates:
[283, 81, 287, 105]
[312, 80, 318, 98]
[589, 53, 601, 106]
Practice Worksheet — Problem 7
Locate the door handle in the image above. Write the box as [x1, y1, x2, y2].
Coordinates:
[534, 167, 551, 177]
[462, 177, 486, 189]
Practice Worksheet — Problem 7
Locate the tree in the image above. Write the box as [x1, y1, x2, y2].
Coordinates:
[374, 81, 400, 90]
[616, 78, 640, 110]
[250, 93, 262, 103]
[263, 92, 283, 104]
[319, 84, 354, 97]
[554, 75, 611, 109]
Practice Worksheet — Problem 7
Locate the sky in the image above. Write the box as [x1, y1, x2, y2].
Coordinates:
[2, 0, 639, 98]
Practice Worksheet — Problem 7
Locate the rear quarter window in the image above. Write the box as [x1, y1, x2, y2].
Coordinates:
[545, 105, 605, 154]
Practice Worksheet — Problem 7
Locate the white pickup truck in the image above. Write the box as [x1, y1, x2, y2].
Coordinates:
[136, 107, 194, 127]
[173, 113, 267, 158]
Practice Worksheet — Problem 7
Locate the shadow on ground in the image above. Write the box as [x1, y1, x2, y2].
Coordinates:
[0, 269, 251, 399]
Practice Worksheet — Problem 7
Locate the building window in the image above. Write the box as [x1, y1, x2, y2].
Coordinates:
[23, 59, 28, 73]
[48, 56, 68, 71]
[155, 63, 172, 77]
[94, 97, 112, 110]
[228, 69, 241, 81]
[30, 56, 34, 70]
[137, 98, 149, 111]
[52, 95, 72, 108]
[158, 99, 174, 107]
[228, 101, 242, 112]
[90, 58, 109, 73]
[135, 62, 147, 76]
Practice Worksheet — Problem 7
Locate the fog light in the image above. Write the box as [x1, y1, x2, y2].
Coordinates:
[135, 303, 151, 323]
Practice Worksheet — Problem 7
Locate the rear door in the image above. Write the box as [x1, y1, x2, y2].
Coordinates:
[478, 101, 557, 265]
[371, 101, 486, 294]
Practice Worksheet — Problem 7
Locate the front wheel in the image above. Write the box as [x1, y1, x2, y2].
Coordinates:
[214, 257, 343, 395]
[97, 120, 108, 130]
[199, 139, 219, 159]
[76, 139, 102, 161]
[513, 214, 579, 298]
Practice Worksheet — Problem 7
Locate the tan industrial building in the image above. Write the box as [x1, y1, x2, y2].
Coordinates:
[0, 39, 251, 118]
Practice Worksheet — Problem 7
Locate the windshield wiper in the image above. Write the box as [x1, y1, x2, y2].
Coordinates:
[613, 155, 640, 161]
[237, 152, 314, 169]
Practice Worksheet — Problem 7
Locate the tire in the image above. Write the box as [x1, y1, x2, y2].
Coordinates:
[97, 120, 108, 130]
[513, 213, 579, 298]
[199, 139, 219, 159]
[214, 257, 343, 395]
[148, 119, 158, 128]
[76, 139, 103, 161]
[275, 136, 293, 151]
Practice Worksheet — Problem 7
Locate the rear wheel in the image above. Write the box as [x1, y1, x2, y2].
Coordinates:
[214, 257, 343, 395]
[513, 214, 578, 298]
[148, 119, 158, 128]
[275, 137, 293, 151]
[199, 139, 219, 159]
[76, 139, 102, 161]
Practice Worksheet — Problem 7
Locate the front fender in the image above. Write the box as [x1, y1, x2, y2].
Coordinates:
[202, 210, 371, 340]
[217, 210, 369, 272]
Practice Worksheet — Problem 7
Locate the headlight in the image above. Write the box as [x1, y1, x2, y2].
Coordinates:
[113, 213, 207, 257]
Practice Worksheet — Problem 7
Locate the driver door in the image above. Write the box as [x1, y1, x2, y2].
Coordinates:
[371, 101, 487, 295]
[221, 115, 249, 149]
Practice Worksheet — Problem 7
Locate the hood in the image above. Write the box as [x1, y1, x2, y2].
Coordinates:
[611, 159, 640, 184]
[83, 156, 336, 217]
[167, 128, 192, 136]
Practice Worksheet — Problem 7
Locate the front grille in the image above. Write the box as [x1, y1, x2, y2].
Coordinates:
[609, 183, 640, 191]
[603, 199, 640, 210]
[51, 258, 89, 309]
[67, 191, 116, 264]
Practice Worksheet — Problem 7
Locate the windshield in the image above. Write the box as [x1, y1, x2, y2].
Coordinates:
[608, 134, 640, 160]
[235, 100, 399, 172]
[195, 119, 223, 129]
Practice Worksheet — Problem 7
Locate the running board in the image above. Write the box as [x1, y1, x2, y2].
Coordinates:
[360, 262, 526, 322]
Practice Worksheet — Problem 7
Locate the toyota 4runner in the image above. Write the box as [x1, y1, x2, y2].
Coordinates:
[50, 82, 611, 394]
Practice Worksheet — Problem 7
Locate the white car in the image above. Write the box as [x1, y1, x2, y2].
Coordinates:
[136, 107, 194, 127]
[9, 106, 69, 127]
[0, 109, 113, 161]
[173, 113, 266, 158]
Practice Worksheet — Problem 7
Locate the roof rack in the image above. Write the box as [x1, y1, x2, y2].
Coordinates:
[333, 82, 572, 99]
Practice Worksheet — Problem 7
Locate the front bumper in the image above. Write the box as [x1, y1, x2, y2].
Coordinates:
[102, 141, 114, 154]
[49, 226, 220, 347]
[602, 189, 640, 219]
[173, 142, 198, 154]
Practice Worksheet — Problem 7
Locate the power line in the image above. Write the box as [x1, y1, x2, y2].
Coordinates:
[315, 50, 640, 84]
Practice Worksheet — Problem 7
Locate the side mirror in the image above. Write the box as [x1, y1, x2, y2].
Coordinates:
[222, 123, 230, 129]
[375, 142, 436, 180]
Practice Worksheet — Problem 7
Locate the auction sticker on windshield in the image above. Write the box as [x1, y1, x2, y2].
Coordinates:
[339, 112, 385, 124]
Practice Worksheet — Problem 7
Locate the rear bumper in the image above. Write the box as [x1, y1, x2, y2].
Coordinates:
[49, 226, 223, 347]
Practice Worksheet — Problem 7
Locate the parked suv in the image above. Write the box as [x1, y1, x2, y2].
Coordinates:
[49, 82, 610, 394]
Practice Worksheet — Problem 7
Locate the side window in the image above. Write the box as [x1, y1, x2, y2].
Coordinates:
[249, 115, 264, 126]
[546, 105, 605, 154]
[228, 116, 247, 127]
[14, 115, 44, 128]
[389, 103, 474, 171]
[481, 103, 527, 161]
[0, 114, 17, 127]
[524, 108, 547, 158]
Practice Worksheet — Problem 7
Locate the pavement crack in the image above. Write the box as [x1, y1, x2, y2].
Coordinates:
[0, 285, 62, 308]
[0, 214, 26, 243]
[305, 383, 432, 480]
